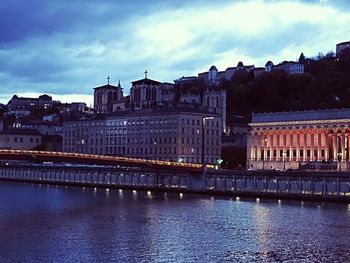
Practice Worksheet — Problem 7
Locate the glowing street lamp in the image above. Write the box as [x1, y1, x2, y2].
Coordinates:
[282, 152, 287, 170]
[262, 138, 267, 170]
[338, 152, 343, 171]
[153, 140, 157, 161]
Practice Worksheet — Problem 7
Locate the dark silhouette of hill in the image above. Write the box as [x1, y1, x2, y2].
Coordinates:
[224, 51, 350, 118]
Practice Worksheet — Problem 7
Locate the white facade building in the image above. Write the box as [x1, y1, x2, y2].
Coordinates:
[247, 109, 350, 171]
[265, 61, 304, 74]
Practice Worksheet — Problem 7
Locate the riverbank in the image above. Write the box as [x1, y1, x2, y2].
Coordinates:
[1, 164, 350, 203]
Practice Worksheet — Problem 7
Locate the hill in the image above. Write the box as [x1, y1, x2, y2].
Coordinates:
[225, 52, 350, 118]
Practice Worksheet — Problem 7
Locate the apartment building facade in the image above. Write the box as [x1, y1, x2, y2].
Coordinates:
[63, 109, 222, 164]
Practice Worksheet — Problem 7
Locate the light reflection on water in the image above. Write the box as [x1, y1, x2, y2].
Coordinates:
[0, 181, 350, 262]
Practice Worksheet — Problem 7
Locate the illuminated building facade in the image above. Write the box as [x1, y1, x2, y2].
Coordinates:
[247, 109, 350, 171]
[63, 109, 222, 164]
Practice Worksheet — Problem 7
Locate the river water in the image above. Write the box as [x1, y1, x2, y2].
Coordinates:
[0, 181, 350, 262]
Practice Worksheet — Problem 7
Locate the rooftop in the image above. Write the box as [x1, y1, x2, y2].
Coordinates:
[131, 78, 161, 85]
[252, 108, 350, 123]
[0, 128, 41, 136]
[93, 84, 120, 90]
[336, 41, 350, 46]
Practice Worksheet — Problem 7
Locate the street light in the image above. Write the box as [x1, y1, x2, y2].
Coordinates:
[282, 152, 287, 170]
[262, 138, 267, 170]
[202, 116, 214, 166]
[153, 140, 157, 161]
[338, 152, 343, 171]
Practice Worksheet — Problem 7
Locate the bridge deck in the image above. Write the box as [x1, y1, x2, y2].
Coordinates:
[0, 149, 211, 173]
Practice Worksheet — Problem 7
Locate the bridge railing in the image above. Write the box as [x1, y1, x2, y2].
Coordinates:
[0, 149, 211, 172]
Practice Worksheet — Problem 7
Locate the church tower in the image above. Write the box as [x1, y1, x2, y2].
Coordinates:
[202, 66, 227, 134]
[93, 77, 124, 113]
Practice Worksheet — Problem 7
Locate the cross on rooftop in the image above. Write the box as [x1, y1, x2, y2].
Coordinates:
[107, 76, 110, 84]
[144, 70, 148, 79]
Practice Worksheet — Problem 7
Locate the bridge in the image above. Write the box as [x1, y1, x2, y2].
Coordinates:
[0, 149, 213, 173]
[1, 149, 350, 203]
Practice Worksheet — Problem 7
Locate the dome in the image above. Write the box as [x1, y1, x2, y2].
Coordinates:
[39, 94, 51, 100]
[265, 61, 274, 67]
[209, 65, 218, 71]
[237, 61, 244, 67]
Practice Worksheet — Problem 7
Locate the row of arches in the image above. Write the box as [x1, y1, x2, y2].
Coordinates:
[250, 127, 350, 162]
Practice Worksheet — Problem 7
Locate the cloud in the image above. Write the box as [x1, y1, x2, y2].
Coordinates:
[0, 0, 349, 105]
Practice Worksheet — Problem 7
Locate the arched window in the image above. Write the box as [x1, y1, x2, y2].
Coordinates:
[152, 87, 156, 101]
[146, 87, 151, 100]
[108, 92, 112, 103]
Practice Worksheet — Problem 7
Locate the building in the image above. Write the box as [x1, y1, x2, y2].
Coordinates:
[253, 67, 265, 78]
[265, 61, 304, 74]
[223, 62, 255, 81]
[247, 109, 350, 171]
[202, 85, 227, 133]
[42, 135, 62, 152]
[176, 66, 227, 133]
[174, 76, 198, 85]
[63, 117, 106, 155]
[0, 129, 41, 150]
[63, 108, 222, 164]
[336, 41, 350, 57]
[66, 102, 87, 112]
[93, 80, 124, 113]
[130, 74, 174, 110]
[8, 94, 53, 111]
[265, 61, 274, 72]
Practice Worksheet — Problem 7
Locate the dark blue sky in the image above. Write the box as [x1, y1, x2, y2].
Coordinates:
[0, 0, 349, 105]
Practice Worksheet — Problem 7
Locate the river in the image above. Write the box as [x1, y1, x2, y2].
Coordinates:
[0, 181, 350, 262]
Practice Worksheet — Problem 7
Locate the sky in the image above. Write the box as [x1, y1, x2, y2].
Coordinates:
[0, 0, 350, 106]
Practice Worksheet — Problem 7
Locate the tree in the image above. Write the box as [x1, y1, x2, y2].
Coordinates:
[299, 52, 305, 63]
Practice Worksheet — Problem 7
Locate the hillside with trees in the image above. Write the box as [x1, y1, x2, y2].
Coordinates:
[225, 52, 350, 119]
